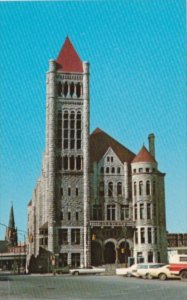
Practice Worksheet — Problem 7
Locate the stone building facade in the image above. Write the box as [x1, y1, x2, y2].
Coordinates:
[27, 37, 167, 272]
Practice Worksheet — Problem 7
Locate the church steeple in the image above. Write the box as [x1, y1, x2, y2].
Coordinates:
[5, 204, 17, 246]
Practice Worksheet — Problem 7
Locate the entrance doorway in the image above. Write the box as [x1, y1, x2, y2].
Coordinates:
[91, 241, 102, 266]
[104, 242, 115, 264]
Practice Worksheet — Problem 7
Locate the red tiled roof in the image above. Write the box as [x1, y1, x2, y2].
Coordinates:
[90, 128, 135, 168]
[56, 37, 83, 73]
[132, 146, 156, 163]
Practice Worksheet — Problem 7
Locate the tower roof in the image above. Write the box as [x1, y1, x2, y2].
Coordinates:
[56, 37, 83, 73]
[132, 145, 157, 163]
[90, 128, 135, 167]
[8, 205, 15, 229]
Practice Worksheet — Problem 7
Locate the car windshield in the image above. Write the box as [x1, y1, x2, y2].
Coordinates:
[150, 264, 166, 269]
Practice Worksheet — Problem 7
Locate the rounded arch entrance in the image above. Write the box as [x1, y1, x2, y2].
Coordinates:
[91, 240, 102, 266]
[118, 240, 131, 264]
[104, 241, 116, 264]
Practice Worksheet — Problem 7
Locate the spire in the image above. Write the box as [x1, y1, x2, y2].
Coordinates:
[8, 204, 15, 229]
[56, 37, 83, 73]
[5, 204, 17, 246]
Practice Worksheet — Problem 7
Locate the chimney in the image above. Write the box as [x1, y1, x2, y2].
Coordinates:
[148, 133, 155, 158]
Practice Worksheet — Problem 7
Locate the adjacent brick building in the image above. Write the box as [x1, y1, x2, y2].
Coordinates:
[27, 37, 168, 272]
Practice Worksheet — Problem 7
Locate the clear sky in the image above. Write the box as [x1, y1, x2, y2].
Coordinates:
[0, 0, 186, 241]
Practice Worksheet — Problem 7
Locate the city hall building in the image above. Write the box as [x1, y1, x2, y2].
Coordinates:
[27, 37, 167, 272]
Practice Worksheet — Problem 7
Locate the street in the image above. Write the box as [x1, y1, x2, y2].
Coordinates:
[0, 275, 186, 300]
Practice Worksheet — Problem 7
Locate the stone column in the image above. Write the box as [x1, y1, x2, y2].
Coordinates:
[47, 59, 56, 254]
[83, 62, 90, 267]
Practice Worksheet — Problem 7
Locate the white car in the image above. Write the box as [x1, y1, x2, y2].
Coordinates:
[116, 264, 139, 277]
[70, 266, 105, 276]
[136, 263, 166, 279]
[146, 265, 180, 280]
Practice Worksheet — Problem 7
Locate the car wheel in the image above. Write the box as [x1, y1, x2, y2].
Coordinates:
[159, 273, 167, 281]
[142, 274, 148, 279]
[180, 270, 187, 280]
[73, 271, 79, 276]
[147, 274, 153, 280]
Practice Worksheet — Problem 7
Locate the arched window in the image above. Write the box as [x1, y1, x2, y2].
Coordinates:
[106, 167, 109, 174]
[76, 83, 81, 98]
[64, 82, 68, 97]
[139, 181, 143, 195]
[57, 82, 62, 96]
[146, 181, 150, 195]
[70, 82, 74, 97]
[108, 182, 113, 197]
[117, 182, 122, 196]
[111, 167, 115, 173]
[76, 112, 81, 149]
[56, 111, 62, 149]
[63, 156, 68, 170]
[70, 156, 74, 170]
[134, 204, 137, 220]
[76, 156, 81, 170]
[134, 182, 137, 196]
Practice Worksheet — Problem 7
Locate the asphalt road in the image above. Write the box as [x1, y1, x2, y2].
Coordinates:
[0, 274, 186, 300]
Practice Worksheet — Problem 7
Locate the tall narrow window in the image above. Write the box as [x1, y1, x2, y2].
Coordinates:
[63, 111, 68, 149]
[68, 211, 71, 220]
[153, 204, 157, 218]
[106, 167, 109, 173]
[139, 181, 143, 195]
[70, 156, 74, 170]
[107, 205, 115, 220]
[148, 228, 152, 244]
[76, 112, 81, 149]
[71, 253, 80, 267]
[117, 167, 121, 174]
[56, 156, 62, 171]
[154, 228, 157, 244]
[76, 156, 81, 170]
[121, 205, 129, 220]
[71, 229, 80, 244]
[76, 212, 79, 221]
[146, 181, 150, 195]
[117, 182, 122, 196]
[100, 167, 104, 174]
[148, 251, 153, 263]
[135, 229, 138, 244]
[140, 204, 144, 219]
[141, 228, 145, 244]
[64, 81, 68, 96]
[60, 187, 63, 196]
[147, 203, 151, 219]
[134, 182, 137, 196]
[134, 204, 137, 220]
[68, 187, 71, 196]
[76, 187, 79, 196]
[108, 182, 113, 197]
[70, 82, 74, 97]
[76, 83, 81, 98]
[111, 167, 115, 173]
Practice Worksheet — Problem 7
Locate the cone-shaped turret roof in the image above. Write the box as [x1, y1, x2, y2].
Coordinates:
[132, 145, 157, 163]
[56, 37, 83, 73]
[8, 204, 15, 229]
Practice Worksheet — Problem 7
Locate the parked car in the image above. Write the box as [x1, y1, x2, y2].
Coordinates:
[146, 264, 179, 280]
[136, 263, 166, 279]
[70, 266, 105, 276]
[116, 264, 139, 277]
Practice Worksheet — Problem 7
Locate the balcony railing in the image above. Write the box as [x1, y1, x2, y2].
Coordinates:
[90, 220, 135, 228]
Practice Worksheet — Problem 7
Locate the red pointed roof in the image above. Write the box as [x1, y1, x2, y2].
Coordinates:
[90, 128, 135, 167]
[56, 37, 83, 73]
[132, 146, 156, 163]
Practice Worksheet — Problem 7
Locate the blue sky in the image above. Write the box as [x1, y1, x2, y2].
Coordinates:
[0, 0, 186, 240]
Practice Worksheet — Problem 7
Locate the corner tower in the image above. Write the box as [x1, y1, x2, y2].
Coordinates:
[131, 135, 167, 264]
[46, 37, 90, 267]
